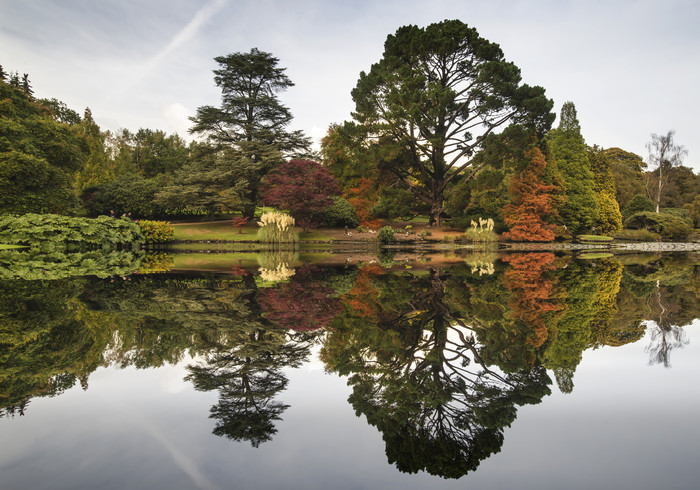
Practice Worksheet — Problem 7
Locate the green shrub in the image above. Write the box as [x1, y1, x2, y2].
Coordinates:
[613, 229, 661, 241]
[622, 194, 654, 220]
[661, 207, 691, 223]
[377, 226, 396, 244]
[0, 213, 144, 249]
[624, 211, 692, 240]
[137, 220, 174, 243]
[660, 217, 692, 240]
[319, 197, 359, 228]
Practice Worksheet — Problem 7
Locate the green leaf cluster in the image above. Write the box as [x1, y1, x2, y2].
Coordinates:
[136, 220, 174, 243]
[0, 214, 144, 249]
[0, 249, 144, 280]
[0, 80, 87, 214]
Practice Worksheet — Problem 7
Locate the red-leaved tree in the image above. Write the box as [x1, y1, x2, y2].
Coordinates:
[260, 159, 340, 230]
[502, 147, 556, 242]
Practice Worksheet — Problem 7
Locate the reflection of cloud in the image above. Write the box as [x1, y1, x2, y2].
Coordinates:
[158, 362, 190, 394]
[135, 413, 220, 490]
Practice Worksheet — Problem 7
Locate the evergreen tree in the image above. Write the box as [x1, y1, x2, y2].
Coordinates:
[190, 48, 312, 219]
[74, 108, 115, 191]
[350, 20, 554, 226]
[548, 102, 598, 233]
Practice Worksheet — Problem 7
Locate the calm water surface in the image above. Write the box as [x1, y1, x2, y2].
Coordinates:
[1, 250, 699, 489]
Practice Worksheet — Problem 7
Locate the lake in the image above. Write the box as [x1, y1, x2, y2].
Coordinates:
[1, 249, 699, 489]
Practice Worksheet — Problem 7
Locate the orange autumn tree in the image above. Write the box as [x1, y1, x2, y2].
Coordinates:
[345, 177, 383, 229]
[502, 147, 556, 242]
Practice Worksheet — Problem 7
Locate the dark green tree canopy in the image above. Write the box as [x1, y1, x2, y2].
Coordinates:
[189, 48, 311, 218]
[350, 20, 554, 225]
[190, 48, 310, 155]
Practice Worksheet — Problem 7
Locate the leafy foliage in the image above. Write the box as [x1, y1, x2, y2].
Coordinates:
[623, 211, 692, 239]
[0, 76, 87, 214]
[318, 197, 359, 228]
[189, 48, 312, 218]
[350, 20, 554, 225]
[622, 193, 654, 221]
[548, 102, 598, 233]
[377, 226, 396, 244]
[260, 159, 340, 229]
[502, 148, 556, 241]
[588, 145, 622, 233]
[0, 214, 144, 249]
[137, 220, 174, 243]
[82, 174, 172, 219]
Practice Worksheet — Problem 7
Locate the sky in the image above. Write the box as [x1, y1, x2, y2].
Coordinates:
[1, 0, 699, 171]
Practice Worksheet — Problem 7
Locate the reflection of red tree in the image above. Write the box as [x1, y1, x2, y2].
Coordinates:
[258, 266, 341, 332]
[343, 264, 384, 318]
[502, 253, 559, 348]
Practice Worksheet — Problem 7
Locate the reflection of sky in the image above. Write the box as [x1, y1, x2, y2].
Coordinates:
[1, 320, 699, 489]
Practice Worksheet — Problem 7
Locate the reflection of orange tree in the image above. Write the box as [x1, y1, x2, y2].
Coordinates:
[502, 253, 560, 349]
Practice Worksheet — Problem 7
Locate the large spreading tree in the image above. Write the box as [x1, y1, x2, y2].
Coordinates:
[189, 48, 311, 219]
[350, 20, 554, 225]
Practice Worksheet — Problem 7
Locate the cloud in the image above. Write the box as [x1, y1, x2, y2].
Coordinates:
[121, 0, 228, 94]
[162, 103, 194, 138]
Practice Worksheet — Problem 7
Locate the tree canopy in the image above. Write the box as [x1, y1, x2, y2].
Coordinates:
[350, 20, 554, 225]
[189, 48, 312, 218]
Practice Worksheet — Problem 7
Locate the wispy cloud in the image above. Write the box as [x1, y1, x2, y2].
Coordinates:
[121, 0, 228, 93]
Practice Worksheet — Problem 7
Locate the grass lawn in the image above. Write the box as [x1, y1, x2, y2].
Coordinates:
[172, 220, 339, 242]
[577, 234, 614, 242]
[172, 221, 259, 241]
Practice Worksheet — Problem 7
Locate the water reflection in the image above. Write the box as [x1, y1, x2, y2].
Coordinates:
[1, 251, 698, 478]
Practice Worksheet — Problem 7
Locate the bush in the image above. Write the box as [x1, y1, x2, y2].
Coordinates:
[613, 229, 661, 241]
[137, 220, 174, 243]
[0, 213, 144, 249]
[624, 211, 692, 240]
[662, 207, 691, 223]
[622, 194, 654, 220]
[319, 197, 359, 228]
[377, 226, 396, 244]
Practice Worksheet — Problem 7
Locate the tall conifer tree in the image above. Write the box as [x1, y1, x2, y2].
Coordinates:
[548, 102, 598, 233]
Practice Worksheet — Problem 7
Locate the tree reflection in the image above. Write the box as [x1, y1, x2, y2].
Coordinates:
[322, 265, 552, 479]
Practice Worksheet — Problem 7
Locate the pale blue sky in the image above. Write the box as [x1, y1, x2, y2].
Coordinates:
[2, 0, 698, 170]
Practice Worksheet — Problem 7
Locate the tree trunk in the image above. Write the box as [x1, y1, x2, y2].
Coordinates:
[428, 185, 444, 227]
[243, 203, 256, 220]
